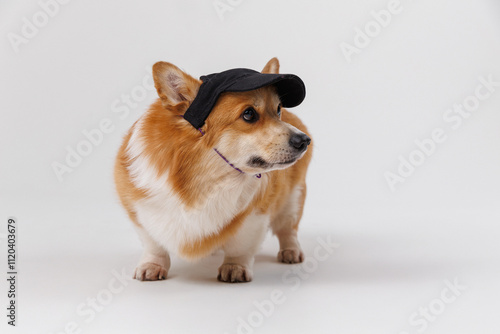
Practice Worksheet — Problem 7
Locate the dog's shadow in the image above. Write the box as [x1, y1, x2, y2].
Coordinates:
[165, 231, 472, 286]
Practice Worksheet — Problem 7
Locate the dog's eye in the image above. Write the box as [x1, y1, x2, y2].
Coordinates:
[277, 104, 282, 118]
[242, 108, 258, 123]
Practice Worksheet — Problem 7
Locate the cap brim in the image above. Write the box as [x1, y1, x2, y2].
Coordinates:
[226, 73, 306, 108]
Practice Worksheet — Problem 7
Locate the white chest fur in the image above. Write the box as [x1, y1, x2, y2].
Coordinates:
[133, 174, 261, 255]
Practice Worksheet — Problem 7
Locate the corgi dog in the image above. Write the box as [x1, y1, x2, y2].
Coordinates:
[114, 58, 312, 282]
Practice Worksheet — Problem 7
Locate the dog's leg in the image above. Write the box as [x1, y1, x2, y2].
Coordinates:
[217, 213, 269, 283]
[271, 184, 306, 264]
[133, 226, 171, 281]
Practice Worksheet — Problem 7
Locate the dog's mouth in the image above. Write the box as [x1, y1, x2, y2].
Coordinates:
[275, 158, 297, 165]
[247, 156, 272, 169]
[247, 156, 298, 169]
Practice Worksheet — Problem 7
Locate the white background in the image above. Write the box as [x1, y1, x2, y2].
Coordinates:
[1, 0, 500, 333]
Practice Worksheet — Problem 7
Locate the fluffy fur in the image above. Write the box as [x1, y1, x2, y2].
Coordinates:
[114, 58, 312, 282]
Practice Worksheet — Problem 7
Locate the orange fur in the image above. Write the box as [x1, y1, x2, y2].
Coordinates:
[114, 130, 148, 226]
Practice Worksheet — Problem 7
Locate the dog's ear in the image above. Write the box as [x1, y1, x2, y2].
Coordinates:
[262, 57, 280, 74]
[152, 62, 201, 107]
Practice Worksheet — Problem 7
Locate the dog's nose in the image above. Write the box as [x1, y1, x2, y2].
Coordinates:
[289, 133, 311, 152]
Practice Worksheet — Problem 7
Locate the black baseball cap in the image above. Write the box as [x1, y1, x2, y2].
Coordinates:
[183, 68, 306, 129]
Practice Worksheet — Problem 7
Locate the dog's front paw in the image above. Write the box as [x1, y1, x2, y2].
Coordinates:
[278, 248, 304, 264]
[217, 263, 253, 283]
[134, 262, 168, 281]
